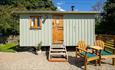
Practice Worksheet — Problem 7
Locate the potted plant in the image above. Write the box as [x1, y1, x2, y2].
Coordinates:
[36, 42, 42, 54]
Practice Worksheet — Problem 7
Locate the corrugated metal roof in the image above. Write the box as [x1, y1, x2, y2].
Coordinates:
[13, 11, 100, 14]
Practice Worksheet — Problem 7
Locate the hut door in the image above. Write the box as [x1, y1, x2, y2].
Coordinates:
[53, 15, 63, 44]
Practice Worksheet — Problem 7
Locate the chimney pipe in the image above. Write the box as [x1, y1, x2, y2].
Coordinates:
[71, 6, 74, 11]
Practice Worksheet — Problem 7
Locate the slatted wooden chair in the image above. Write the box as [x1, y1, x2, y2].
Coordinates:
[94, 40, 115, 65]
[76, 41, 99, 70]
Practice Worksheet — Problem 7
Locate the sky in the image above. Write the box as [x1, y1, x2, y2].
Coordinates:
[52, 0, 106, 11]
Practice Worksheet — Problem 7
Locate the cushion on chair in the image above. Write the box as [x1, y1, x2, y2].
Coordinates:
[80, 52, 96, 58]
[101, 50, 112, 55]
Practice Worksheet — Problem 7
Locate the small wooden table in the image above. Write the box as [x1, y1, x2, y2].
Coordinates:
[90, 46, 103, 50]
[89, 46, 103, 66]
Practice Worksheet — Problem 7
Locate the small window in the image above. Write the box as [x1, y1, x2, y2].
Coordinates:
[30, 16, 42, 29]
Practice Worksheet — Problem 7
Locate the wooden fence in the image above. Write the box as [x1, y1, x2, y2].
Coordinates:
[96, 34, 115, 48]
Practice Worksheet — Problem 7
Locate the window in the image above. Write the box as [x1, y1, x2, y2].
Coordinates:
[30, 16, 42, 29]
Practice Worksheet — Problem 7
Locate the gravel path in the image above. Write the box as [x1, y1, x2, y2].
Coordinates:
[0, 52, 115, 70]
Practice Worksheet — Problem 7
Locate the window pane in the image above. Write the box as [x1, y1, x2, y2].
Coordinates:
[31, 17, 35, 27]
[38, 17, 40, 27]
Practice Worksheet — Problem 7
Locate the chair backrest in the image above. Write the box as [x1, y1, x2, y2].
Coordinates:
[94, 40, 105, 49]
[77, 41, 87, 52]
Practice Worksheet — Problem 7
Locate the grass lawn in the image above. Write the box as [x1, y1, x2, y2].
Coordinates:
[0, 43, 17, 52]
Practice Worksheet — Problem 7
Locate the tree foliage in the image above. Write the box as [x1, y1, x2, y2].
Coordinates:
[0, 0, 56, 35]
[92, 0, 104, 11]
[96, 0, 115, 34]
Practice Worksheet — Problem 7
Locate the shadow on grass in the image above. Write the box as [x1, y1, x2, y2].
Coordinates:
[0, 44, 17, 52]
[9, 45, 18, 51]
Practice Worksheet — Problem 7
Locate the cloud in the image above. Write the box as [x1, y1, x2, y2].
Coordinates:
[57, 6, 65, 11]
[57, 3, 63, 5]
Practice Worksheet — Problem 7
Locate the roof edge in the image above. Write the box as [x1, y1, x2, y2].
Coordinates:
[13, 11, 100, 14]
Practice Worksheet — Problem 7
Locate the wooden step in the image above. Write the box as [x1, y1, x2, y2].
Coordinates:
[49, 44, 68, 62]
[50, 49, 66, 52]
[50, 52, 66, 56]
[51, 46, 65, 49]
[49, 58, 67, 62]
[51, 45, 65, 48]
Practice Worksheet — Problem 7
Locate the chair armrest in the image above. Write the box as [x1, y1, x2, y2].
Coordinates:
[76, 47, 87, 52]
[105, 46, 115, 50]
[76, 47, 93, 54]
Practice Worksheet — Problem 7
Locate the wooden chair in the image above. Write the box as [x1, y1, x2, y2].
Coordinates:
[76, 41, 99, 70]
[94, 40, 115, 65]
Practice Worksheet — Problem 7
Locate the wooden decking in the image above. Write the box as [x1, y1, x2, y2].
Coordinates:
[49, 58, 67, 62]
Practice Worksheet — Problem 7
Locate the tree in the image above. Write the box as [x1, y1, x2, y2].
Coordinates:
[91, 0, 105, 34]
[98, 0, 115, 34]
[0, 0, 56, 35]
[92, 0, 105, 12]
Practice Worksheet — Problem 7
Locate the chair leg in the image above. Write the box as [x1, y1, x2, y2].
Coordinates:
[84, 59, 87, 70]
[99, 59, 101, 66]
[95, 60, 97, 66]
[112, 58, 115, 65]
[98, 50, 101, 66]
[76, 52, 78, 58]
